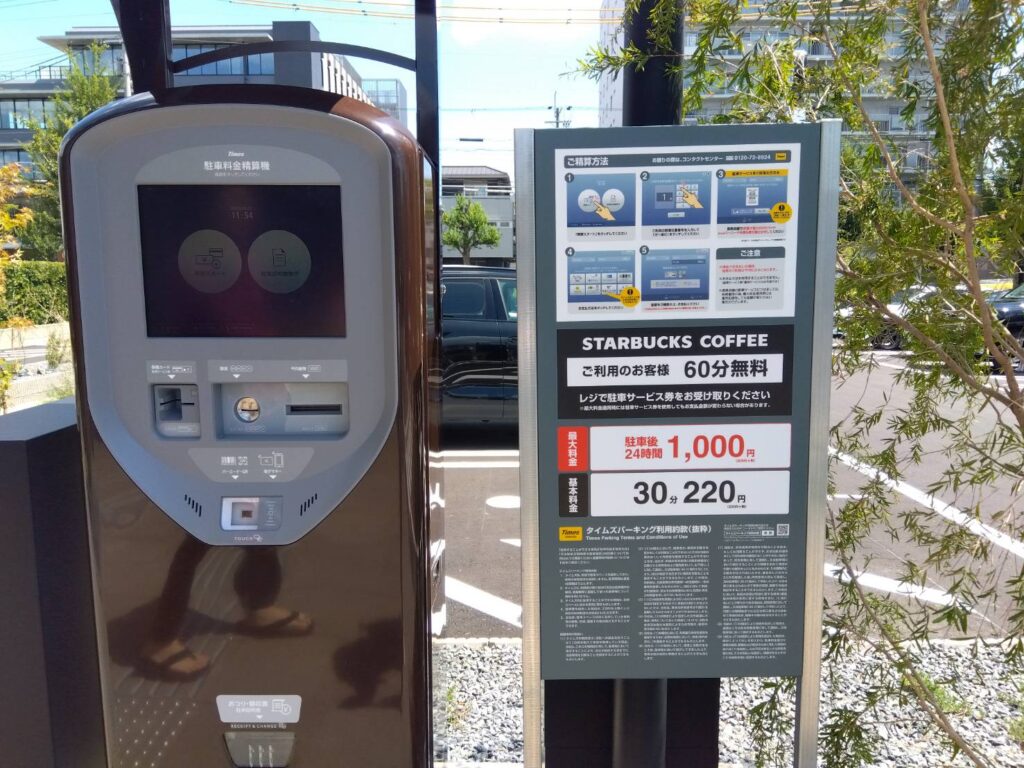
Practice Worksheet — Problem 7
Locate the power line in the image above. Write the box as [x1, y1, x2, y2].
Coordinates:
[226, 0, 626, 24]
[226, 0, 888, 24]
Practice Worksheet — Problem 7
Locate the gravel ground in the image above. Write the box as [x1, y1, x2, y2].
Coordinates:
[432, 638, 1024, 767]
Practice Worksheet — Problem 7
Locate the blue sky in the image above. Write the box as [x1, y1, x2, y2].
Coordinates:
[0, 0, 619, 179]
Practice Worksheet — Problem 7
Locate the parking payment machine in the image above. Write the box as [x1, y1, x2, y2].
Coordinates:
[61, 86, 440, 766]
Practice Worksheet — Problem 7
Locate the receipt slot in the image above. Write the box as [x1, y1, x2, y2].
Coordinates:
[61, 86, 440, 766]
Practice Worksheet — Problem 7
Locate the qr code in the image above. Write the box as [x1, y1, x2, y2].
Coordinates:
[776, 524, 790, 537]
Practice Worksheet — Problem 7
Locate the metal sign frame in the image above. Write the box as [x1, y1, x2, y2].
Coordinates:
[516, 120, 840, 767]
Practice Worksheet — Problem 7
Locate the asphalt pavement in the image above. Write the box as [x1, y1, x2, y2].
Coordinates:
[439, 352, 1024, 640]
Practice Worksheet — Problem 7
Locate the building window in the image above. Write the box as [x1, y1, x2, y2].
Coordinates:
[71, 45, 124, 75]
[0, 149, 37, 178]
[172, 44, 273, 77]
[0, 99, 51, 130]
[245, 52, 275, 76]
[1, 149, 31, 165]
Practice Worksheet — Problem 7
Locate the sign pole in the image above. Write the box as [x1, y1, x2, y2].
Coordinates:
[794, 118, 840, 768]
[619, 6, 705, 768]
[516, 130, 544, 768]
[612, 678, 668, 768]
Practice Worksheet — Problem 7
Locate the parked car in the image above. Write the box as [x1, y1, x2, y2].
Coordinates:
[834, 286, 936, 350]
[440, 266, 518, 425]
[988, 283, 1024, 373]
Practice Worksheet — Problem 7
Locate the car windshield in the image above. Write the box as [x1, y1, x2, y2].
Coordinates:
[1001, 283, 1024, 300]
[498, 279, 517, 319]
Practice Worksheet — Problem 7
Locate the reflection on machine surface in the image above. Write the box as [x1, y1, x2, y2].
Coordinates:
[134, 537, 313, 681]
[91, 429, 422, 767]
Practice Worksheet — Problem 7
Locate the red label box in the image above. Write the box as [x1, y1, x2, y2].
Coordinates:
[557, 426, 590, 472]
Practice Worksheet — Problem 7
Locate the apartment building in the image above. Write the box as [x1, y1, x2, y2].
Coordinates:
[597, 0, 934, 172]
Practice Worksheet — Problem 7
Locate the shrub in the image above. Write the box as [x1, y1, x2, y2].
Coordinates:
[0, 260, 67, 325]
[0, 358, 18, 413]
[45, 329, 68, 370]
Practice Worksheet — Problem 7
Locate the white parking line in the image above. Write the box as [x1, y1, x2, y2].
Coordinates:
[486, 495, 521, 509]
[445, 576, 522, 628]
[439, 461, 520, 469]
[824, 562, 959, 607]
[441, 450, 520, 458]
[500, 538, 522, 548]
[438, 449, 520, 469]
[830, 447, 1024, 560]
[876, 361, 907, 372]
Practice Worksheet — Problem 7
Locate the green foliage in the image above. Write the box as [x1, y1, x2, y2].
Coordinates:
[441, 194, 500, 265]
[747, 677, 796, 767]
[20, 44, 119, 261]
[0, 358, 18, 414]
[46, 372, 75, 402]
[584, 2, 1024, 766]
[444, 682, 471, 731]
[0, 260, 68, 324]
[0, 163, 35, 250]
[917, 672, 968, 715]
[1010, 715, 1024, 749]
[45, 330, 68, 370]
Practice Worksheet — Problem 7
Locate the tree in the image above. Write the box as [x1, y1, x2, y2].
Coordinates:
[584, 2, 1024, 766]
[21, 44, 119, 261]
[441, 194, 501, 265]
[0, 162, 36, 321]
[0, 162, 34, 251]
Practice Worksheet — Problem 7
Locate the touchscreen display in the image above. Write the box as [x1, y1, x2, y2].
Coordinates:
[138, 184, 345, 337]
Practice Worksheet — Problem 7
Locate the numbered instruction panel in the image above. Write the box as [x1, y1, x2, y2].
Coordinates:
[523, 123, 832, 680]
[557, 144, 799, 321]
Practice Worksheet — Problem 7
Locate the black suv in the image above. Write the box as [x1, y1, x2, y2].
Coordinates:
[440, 266, 518, 425]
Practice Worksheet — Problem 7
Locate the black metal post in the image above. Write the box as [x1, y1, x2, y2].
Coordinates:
[110, 0, 173, 94]
[414, 0, 441, 172]
[613, 3, 719, 768]
[612, 679, 668, 768]
[622, 0, 684, 126]
[414, 0, 441, 286]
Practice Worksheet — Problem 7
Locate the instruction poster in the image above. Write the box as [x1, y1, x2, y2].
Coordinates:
[527, 124, 830, 681]
[556, 145, 800, 320]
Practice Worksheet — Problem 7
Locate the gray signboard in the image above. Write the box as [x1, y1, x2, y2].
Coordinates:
[517, 122, 839, 766]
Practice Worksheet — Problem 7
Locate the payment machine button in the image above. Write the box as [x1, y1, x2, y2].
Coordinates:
[224, 732, 294, 768]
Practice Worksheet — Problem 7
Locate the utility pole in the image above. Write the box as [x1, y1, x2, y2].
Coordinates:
[545, 92, 572, 128]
